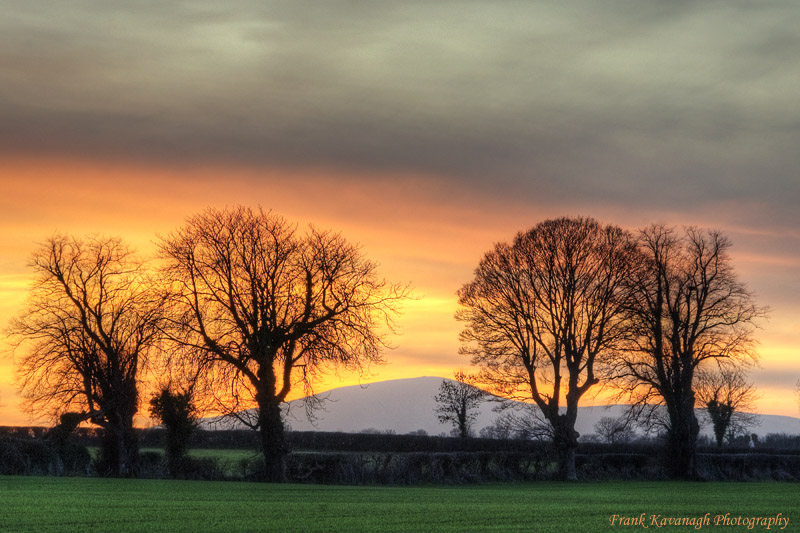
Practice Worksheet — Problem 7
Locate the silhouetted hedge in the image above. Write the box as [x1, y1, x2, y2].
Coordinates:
[130, 451, 232, 481]
[138, 428, 553, 453]
[286, 431, 552, 453]
[280, 451, 552, 484]
[0, 427, 49, 439]
[576, 453, 664, 480]
[4, 425, 800, 483]
[137, 428, 259, 450]
[7, 426, 800, 455]
[0, 435, 90, 476]
[697, 453, 800, 481]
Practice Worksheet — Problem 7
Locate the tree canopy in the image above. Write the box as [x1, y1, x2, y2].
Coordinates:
[613, 225, 767, 478]
[158, 206, 410, 480]
[457, 216, 638, 480]
[433, 371, 486, 438]
[8, 234, 165, 476]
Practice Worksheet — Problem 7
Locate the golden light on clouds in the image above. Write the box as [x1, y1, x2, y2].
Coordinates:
[0, 156, 494, 423]
[1, 155, 799, 425]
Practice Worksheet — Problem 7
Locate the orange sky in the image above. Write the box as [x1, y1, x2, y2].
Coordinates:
[3, 2, 800, 425]
[1, 156, 798, 425]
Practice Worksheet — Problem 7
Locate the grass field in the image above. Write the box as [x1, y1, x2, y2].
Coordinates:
[0, 477, 797, 532]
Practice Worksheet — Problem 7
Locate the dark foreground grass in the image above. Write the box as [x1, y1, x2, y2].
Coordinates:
[1, 477, 797, 532]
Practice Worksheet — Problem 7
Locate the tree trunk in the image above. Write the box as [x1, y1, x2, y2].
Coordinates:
[552, 417, 579, 481]
[257, 398, 286, 482]
[121, 422, 139, 476]
[665, 401, 699, 479]
[98, 418, 139, 477]
[713, 422, 725, 448]
[458, 408, 469, 438]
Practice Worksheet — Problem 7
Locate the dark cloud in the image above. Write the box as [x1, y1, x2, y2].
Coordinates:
[1, 1, 799, 227]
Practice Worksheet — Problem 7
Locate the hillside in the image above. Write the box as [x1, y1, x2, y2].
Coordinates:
[204, 376, 800, 439]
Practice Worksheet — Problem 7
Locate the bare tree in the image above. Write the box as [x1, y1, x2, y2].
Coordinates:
[457, 217, 637, 480]
[481, 402, 554, 441]
[695, 367, 759, 447]
[593, 416, 635, 444]
[7, 235, 164, 476]
[433, 371, 487, 438]
[158, 206, 409, 481]
[614, 225, 766, 478]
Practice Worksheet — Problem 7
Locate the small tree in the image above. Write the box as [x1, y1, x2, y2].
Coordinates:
[433, 371, 486, 438]
[594, 416, 635, 444]
[695, 367, 758, 447]
[149, 387, 197, 478]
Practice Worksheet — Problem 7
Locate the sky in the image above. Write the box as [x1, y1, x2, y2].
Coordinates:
[1, 1, 798, 424]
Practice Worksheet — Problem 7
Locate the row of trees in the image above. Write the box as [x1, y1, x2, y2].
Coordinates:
[436, 366, 759, 447]
[456, 217, 766, 480]
[6, 210, 766, 482]
[7, 206, 409, 481]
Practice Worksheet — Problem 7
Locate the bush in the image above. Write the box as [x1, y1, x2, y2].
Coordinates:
[0, 436, 87, 476]
[134, 452, 229, 481]
[136, 451, 165, 478]
[761, 434, 800, 450]
[285, 431, 551, 454]
[0, 437, 29, 475]
[283, 450, 552, 485]
[57, 443, 92, 475]
[697, 453, 800, 481]
[178, 456, 229, 480]
[576, 453, 664, 480]
[149, 388, 198, 478]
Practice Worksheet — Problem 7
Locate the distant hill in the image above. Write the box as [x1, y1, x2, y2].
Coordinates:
[202, 376, 800, 438]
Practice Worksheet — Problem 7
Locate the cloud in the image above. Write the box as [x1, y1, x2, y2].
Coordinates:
[1, 1, 798, 230]
[2, 2, 799, 421]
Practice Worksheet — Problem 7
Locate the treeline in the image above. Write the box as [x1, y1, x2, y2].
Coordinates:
[2, 209, 783, 482]
[4, 427, 800, 483]
[455, 218, 770, 480]
[5, 206, 411, 481]
[6, 426, 800, 454]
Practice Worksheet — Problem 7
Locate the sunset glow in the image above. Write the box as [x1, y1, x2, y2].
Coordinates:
[2, 1, 799, 426]
[1, 155, 798, 424]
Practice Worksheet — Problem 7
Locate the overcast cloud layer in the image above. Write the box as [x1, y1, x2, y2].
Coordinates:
[2, 1, 799, 226]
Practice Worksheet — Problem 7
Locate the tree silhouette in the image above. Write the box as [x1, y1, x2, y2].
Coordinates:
[614, 225, 766, 478]
[8, 235, 165, 476]
[594, 416, 635, 444]
[696, 367, 759, 447]
[149, 386, 197, 477]
[433, 371, 486, 438]
[158, 206, 409, 481]
[457, 217, 637, 480]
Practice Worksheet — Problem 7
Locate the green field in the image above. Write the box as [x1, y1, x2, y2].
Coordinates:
[0, 477, 797, 532]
